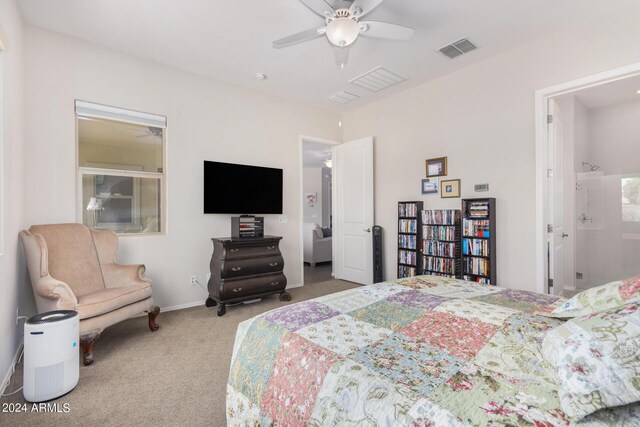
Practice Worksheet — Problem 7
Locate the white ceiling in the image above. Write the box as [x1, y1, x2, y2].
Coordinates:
[303, 141, 332, 168]
[573, 74, 640, 110]
[18, 0, 637, 110]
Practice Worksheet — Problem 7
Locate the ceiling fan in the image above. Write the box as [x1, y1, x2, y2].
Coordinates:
[273, 0, 415, 68]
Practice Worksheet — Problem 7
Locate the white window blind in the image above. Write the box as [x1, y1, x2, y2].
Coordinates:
[74, 100, 167, 128]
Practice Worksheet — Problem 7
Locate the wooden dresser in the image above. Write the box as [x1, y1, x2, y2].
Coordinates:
[206, 236, 290, 316]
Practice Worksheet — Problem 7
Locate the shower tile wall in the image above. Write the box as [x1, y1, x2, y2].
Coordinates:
[572, 97, 640, 289]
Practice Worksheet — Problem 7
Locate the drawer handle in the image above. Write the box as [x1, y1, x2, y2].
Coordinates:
[231, 267, 242, 272]
[230, 248, 240, 253]
[232, 287, 243, 293]
[269, 262, 279, 267]
[267, 245, 276, 250]
[270, 281, 280, 286]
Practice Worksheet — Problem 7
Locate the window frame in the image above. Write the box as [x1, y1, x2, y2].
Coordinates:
[75, 101, 167, 236]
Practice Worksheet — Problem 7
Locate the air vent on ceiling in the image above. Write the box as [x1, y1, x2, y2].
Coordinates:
[328, 90, 360, 104]
[348, 66, 407, 92]
[439, 38, 477, 59]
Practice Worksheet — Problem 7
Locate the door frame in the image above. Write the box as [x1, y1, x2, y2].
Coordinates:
[534, 61, 640, 294]
[299, 135, 341, 286]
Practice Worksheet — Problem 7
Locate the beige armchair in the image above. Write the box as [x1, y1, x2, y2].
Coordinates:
[20, 223, 160, 365]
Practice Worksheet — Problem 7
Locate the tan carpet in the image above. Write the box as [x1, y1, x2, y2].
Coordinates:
[1, 279, 357, 427]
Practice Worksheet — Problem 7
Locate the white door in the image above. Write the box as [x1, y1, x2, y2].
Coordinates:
[333, 137, 374, 284]
[547, 99, 565, 296]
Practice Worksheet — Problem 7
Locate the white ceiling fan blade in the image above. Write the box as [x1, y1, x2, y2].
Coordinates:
[358, 21, 414, 40]
[298, 0, 335, 18]
[332, 44, 351, 69]
[273, 27, 326, 49]
[349, 0, 384, 18]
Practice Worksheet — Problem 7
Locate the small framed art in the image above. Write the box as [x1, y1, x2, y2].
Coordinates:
[426, 157, 447, 177]
[421, 178, 439, 194]
[441, 179, 461, 198]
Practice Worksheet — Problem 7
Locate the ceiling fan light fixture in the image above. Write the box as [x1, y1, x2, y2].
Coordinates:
[326, 17, 360, 47]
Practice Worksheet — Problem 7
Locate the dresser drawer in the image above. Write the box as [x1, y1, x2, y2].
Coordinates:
[221, 256, 284, 279]
[220, 274, 287, 300]
[221, 241, 280, 260]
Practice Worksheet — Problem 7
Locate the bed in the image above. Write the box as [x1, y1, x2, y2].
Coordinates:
[226, 276, 640, 426]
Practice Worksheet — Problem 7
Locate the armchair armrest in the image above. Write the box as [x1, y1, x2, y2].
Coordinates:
[102, 263, 152, 288]
[35, 275, 78, 311]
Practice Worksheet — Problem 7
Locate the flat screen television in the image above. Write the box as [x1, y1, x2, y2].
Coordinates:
[204, 161, 283, 214]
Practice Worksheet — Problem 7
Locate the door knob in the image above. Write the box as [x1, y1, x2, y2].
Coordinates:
[363, 228, 371, 232]
[562, 233, 569, 238]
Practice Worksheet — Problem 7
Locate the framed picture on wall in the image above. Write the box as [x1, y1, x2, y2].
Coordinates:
[426, 157, 447, 177]
[421, 178, 439, 194]
[441, 179, 461, 198]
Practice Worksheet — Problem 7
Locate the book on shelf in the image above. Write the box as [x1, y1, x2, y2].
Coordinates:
[398, 203, 419, 217]
[422, 240, 457, 258]
[398, 265, 417, 277]
[463, 219, 490, 238]
[462, 238, 489, 257]
[421, 209, 460, 225]
[463, 257, 490, 277]
[462, 198, 496, 285]
[399, 250, 417, 266]
[423, 256, 457, 274]
[423, 225, 457, 241]
[463, 275, 491, 284]
[398, 234, 417, 250]
[468, 201, 490, 218]
[397, 201, 423, 278]
[399, 219, 418, 233]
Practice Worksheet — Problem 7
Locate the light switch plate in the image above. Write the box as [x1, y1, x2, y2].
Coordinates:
[278, 215, 288, 224]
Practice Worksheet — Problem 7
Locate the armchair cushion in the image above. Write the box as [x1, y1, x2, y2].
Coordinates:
[30, 224, 105, 296]
[77, 282, 152, 319]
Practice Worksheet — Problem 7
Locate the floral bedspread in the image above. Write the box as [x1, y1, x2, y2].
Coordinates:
[227, 276, 640, 426]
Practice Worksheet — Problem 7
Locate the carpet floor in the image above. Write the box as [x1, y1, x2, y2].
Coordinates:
[1, 279, 357, 427]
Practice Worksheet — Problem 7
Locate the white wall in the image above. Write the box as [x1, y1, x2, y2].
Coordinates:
[589, 99, 640, 175]
[342, 4, 640, 291]
[574, 98, 640, 289]
[303, 167, 323, 224]
[0, 0, 29, 391]
[23, 26, 340, 313]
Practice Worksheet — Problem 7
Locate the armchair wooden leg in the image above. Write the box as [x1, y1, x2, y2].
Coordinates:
[148, 305, 160, 332]
[80, 332, 100, 366]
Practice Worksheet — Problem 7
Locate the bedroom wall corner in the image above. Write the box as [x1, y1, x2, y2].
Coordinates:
[0, 0, 30, 394]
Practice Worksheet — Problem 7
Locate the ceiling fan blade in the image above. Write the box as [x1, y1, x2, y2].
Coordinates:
[358, 21, 414, 40]
[333, 44, 351, 69]
[273, 27, 326, 49]
[349, 0, 384, 18]
[298, 0, 335, 18]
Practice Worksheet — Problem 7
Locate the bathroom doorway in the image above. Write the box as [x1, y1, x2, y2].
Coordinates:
[543, 73, 640, 294]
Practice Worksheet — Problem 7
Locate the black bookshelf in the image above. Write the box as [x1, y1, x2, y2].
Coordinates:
[461, 198, 497, 285]
[397, 201, 423, 278]
[421, 210, 461, 279]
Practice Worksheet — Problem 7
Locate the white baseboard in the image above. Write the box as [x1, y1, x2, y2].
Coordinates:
[162, 284, 302, 311]
[1, 341, 24, 396]
[161, 300, 206, 313]
[133, 284, 306, 318]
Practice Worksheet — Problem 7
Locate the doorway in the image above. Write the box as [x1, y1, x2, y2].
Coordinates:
[300, 137, 338, 285]
[536, 63, 640, 295]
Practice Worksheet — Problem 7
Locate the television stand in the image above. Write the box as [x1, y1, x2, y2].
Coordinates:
[206, 235, 290, 316]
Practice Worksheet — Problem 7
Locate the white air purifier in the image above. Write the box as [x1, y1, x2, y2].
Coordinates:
[23, 310, 79, 402]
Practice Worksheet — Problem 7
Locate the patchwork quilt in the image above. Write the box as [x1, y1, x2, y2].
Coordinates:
[227, 276, 640, 426]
